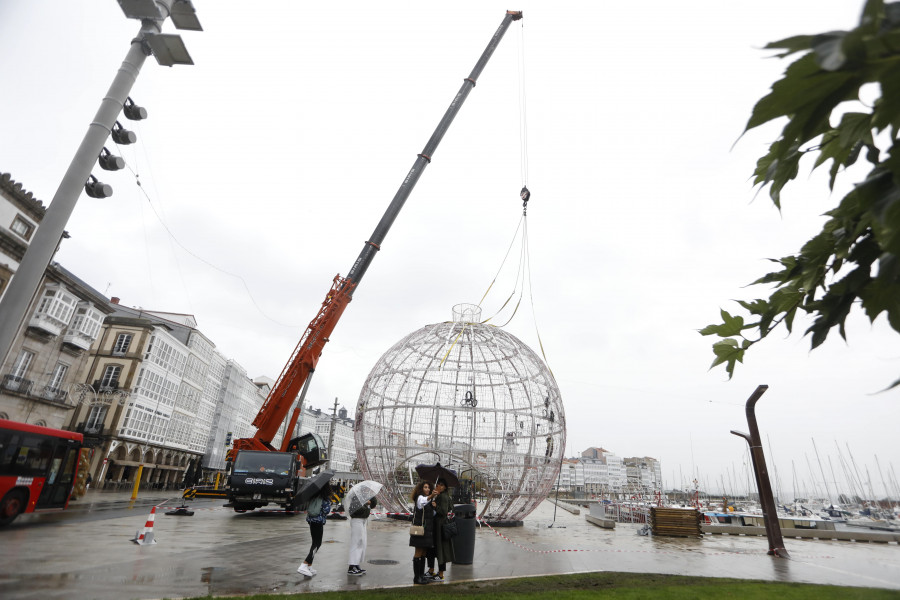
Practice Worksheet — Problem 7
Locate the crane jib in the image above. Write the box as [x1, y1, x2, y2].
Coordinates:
[345, 11, 521, 288]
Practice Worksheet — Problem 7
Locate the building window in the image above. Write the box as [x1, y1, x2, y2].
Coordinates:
[35, 286, 78, 327]
[10, 215, 35, 240]
[99, 365, 121, 389]
[113, 333, 133, 356]
[85, 405, 108, 433]
[69, 303, 103, 340]
[144, 334, 186, 375]
[11, 350, 34, 378]
[48, 363, 69, 392]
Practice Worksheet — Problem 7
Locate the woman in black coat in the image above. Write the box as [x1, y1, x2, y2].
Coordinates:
[429, 479, 456, 581]
[409, 480, 437, 584]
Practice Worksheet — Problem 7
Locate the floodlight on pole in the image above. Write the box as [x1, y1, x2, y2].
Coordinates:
[111, 121, 137, 144]
[145, 34, 194, 67]
[170, 0, 203, 31]
[84, 175, 113, 199]
[98, 147, 126, 171]
[117, 0, 163, 20]
[123, 97, 148, 120]
[0, 0, 200, 370]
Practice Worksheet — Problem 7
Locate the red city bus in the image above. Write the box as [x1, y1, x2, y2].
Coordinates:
[0, 418, 84, 525]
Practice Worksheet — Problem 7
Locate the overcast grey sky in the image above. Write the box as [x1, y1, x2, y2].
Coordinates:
[1, 1, 897, 498]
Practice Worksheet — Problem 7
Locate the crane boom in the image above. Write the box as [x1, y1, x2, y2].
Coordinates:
[236, 11, 523, 454]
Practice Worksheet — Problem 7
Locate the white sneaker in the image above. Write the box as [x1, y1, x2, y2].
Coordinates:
[308, 566, 318, 575]
[297, 564, 314, 577]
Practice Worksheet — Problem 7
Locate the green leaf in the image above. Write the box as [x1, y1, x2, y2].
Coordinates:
[770, 287, 805, 313]
[859, 278, 900, 331]
[784, 306, 799, 333]
[763, 35, 814, 58]
[806, 290, 856, 348]
[698, 310, 747, 337]
[879, 374, 900, 391]
[710, 339, 745, 379]
[721, 309, 744, 333]
[746, 55, 858, 132]
[736, 299, 769, 315]
[860, 0, 885, 30]
[812, 32, 850, 71]
[873, 62, 900, 132]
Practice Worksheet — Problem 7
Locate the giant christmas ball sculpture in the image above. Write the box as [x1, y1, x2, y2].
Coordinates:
[354, 304, 565, 523]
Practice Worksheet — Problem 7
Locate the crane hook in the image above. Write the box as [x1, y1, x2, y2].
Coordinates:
[520, 186, 530, 215]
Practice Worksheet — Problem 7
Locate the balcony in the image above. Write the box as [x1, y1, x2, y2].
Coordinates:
[28, 312, 65, 337]
[62, 329, 93, 351]
[1, 374, 33, 395]
[92, 379, 119, 392]
[75, 421, 105, 436]
[39, 385, 70, 404]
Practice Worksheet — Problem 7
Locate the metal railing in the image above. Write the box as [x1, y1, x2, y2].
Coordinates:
[1, 374, 33, 394]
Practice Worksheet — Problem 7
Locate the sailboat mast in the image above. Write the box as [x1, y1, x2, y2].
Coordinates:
[812, 438, 834, 504]
[875, 455, 895, 513]
[804, 453, 819, 499]
[766, 435, 781, 504]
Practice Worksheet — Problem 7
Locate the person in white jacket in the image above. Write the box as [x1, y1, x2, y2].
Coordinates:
[347, 496, 377, 576]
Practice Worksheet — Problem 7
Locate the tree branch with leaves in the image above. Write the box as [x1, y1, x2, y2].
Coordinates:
[701, 0, 900, 389]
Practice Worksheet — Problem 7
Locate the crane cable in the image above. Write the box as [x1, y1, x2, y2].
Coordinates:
[478, 19, 530, 322]
[474, 21, 554, 375]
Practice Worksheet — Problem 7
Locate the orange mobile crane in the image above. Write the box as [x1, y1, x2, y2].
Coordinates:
[221, 11, 523, 512]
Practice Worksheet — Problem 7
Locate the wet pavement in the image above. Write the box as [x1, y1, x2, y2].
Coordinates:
[1, 490, 898, 599]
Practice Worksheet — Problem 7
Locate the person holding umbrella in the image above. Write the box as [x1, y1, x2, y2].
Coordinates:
[297, 482, 332, 577]
[345, 480, 382, 576]
[428, 478, 456, 581]
[409, 480, 437, 585]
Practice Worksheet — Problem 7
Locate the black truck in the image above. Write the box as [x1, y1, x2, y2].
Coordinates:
[224, 432, 326, 512]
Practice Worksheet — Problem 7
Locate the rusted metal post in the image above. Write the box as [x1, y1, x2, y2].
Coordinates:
[730, 430, 779, 551]
[731, 385, 789, 557]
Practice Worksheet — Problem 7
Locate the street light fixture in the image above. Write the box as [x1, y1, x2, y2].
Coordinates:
[98, 147, 125, 171]
[123, 97, 148, 120]
[111, 121, 137, 144]
[170, 0, 203, 31]
[84, 175, 113, 199]
[117, 0, 163, 20]
[145, 33, 194, 67]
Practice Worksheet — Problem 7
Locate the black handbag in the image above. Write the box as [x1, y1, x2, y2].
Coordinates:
[442, 518, 459, 538]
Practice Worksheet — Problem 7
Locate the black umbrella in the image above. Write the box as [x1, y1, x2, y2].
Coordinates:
[296, 469, 335, 502]
[414, 462, 459, 488]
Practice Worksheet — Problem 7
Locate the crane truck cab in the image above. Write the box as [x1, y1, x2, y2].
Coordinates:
[224, 432, 326, 512]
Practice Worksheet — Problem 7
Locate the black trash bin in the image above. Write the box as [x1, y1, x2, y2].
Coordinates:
[452, 503, 477, 565]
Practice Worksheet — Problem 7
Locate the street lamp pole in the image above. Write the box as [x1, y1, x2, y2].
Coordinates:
[0, 0, 196, 367]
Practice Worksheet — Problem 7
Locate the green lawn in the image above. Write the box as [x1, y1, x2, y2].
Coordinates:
[181, 572, 900, 600]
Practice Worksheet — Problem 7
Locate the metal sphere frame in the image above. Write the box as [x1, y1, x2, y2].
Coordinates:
[354, 304, 565, 523]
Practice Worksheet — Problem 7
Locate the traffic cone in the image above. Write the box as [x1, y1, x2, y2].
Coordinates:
[131, 506, 158, 545]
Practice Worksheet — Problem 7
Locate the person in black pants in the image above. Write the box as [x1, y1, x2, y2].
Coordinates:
[297, 483, 332, 577]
